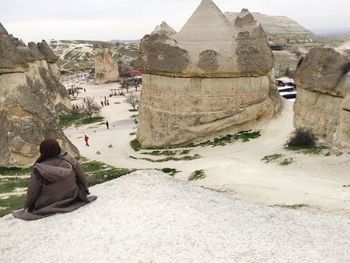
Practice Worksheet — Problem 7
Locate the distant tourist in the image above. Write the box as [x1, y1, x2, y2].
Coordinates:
[84, 134, 90, 146]
[107, 99, 110, 106]
[84, 88, 86, 92]
[12, 139, 96, 220]
[106, 121, 109, 129]
[100, 101, 104, 107]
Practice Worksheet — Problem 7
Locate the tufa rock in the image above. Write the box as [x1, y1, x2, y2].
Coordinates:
[152, 22, 177, 36]
[37, 40, 59, 63]
[225, 12, 315, 44]
[94, 48, 120, 85]
[136, 0, 282, 148]
[293, 47, 350, 147]
[0, 24, 77, 167]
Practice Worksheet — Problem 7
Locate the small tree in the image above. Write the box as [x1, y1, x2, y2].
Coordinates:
[286, 129, 316, 149]
[81, 97, 101, 118]
[126, 93, 139, 110]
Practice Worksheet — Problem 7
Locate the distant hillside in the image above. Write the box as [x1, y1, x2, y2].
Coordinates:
[225, 12, 315, 44]
[312, 28, 350, 40]
[50, 40, 139, 75]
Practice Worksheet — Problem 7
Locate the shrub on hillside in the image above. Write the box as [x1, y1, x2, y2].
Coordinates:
[286, 129, 316, 148]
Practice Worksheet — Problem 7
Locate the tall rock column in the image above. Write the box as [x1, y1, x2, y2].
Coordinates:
[0, 23, 78, 167]
[293, 47, 350, 147]
[94, 48, 120, 85]
[136, 0, 282, 148]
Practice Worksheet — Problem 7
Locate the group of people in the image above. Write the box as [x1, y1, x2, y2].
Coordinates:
[100, 96, 110, 107]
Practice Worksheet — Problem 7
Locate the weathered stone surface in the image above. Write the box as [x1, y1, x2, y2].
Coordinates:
[138, 33, 190, 75]
[138, 1, 274, 78]
[0, 23, 8, 35]
[0, 25, 77, 167]
[226, 12, 315, 44]
[294, 48, 350, 97]
[28, 42, 45, 60]
[137, 0, 282, 148]
[37, 40, 58, 63]
[0, 29, 29, 73]
[293, 47, 350, 147]
[94, 48, 120, 85]
[137, 74, 280, 147]
[152, 21, 177, 36]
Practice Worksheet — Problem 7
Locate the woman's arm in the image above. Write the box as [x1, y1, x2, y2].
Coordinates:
[74, 162, 90, 194]
[24, 168, 42, 211]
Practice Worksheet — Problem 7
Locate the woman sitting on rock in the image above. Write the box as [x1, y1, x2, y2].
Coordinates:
[13, 139, 97, 220]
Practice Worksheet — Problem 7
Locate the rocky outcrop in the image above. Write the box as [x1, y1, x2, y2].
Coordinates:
[94, 48, 120, 85]
[225, 12, 315, 44]
[293, 47, 350, 147]
[137, 0, 282, 148]
[0, 23, 78, 167]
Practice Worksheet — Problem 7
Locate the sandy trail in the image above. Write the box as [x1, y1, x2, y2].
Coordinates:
[65, 82, 350, 215]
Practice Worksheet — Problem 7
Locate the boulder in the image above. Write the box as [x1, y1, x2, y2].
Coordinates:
[0, 24, 77, 167]
[94, 48, 120, 85]
[293, 47, 350, 147]
[137, 0, 282, 148]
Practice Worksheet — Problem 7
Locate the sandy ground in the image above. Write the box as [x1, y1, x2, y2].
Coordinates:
[64, 82, 350, 216]
[1, 171, 350, 263]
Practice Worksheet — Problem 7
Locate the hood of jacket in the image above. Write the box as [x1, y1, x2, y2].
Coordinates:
[34, 156, 75, 183]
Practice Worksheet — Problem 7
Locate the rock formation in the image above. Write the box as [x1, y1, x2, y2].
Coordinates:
[137, 0, 282, 148]
[94, 48, 120, 84]
[293, 47, 350, 147]
[0, 23, 78, 167]
[225, 12, 315, 44]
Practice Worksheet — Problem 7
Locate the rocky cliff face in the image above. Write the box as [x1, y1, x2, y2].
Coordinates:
[94, 48, 120, 85]
[293, 47, 350, 147]
[0, 23, 78, 167]
[225, 12, 315, 44]
[137, 0, 282, 148]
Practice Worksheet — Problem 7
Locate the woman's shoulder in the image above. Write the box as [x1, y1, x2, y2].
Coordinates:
[59, 153, 78, 165]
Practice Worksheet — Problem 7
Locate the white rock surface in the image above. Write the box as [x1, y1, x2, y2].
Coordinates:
[1, 171, 349, 263]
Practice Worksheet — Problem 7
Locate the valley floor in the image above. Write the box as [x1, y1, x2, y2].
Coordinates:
[65, 82, 350, 216]
[1, 81, 350, 262]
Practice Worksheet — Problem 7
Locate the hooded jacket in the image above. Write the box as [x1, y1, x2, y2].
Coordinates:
[13, 154, 96, 220]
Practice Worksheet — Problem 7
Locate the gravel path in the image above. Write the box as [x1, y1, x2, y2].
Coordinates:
[1, 171, 349, 263]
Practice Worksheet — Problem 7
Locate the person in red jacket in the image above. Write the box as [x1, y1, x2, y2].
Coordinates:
[84, 134, 89, 146]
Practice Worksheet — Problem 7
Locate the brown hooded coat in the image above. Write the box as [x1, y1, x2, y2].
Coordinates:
[13, 154, 96, 220]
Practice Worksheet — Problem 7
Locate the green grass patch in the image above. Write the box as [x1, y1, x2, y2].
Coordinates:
[129, 109, 138, 112]
[0, 167, 32, 176]
[130, 154, 201, 163]
[279, 158, 294, 166]
[87, 167, 133, 187]
[0, 159, 134, 217]
[0, 178, 29, 194]
[272, 204, 310, 210]
[141, 149, 191, 156]
[285, 144, 329, 155]
[188, 170, 206, 181]
[261, 154, 284, 163]
[80, 160, 133, 186]
[261, 154, 294, 166]
[130, 139, 141, 152]
[185, 131, 261, 148]
[59, 114, 104, 128]
[160, 168, 180, 177]
[0, 195, 26, 217]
